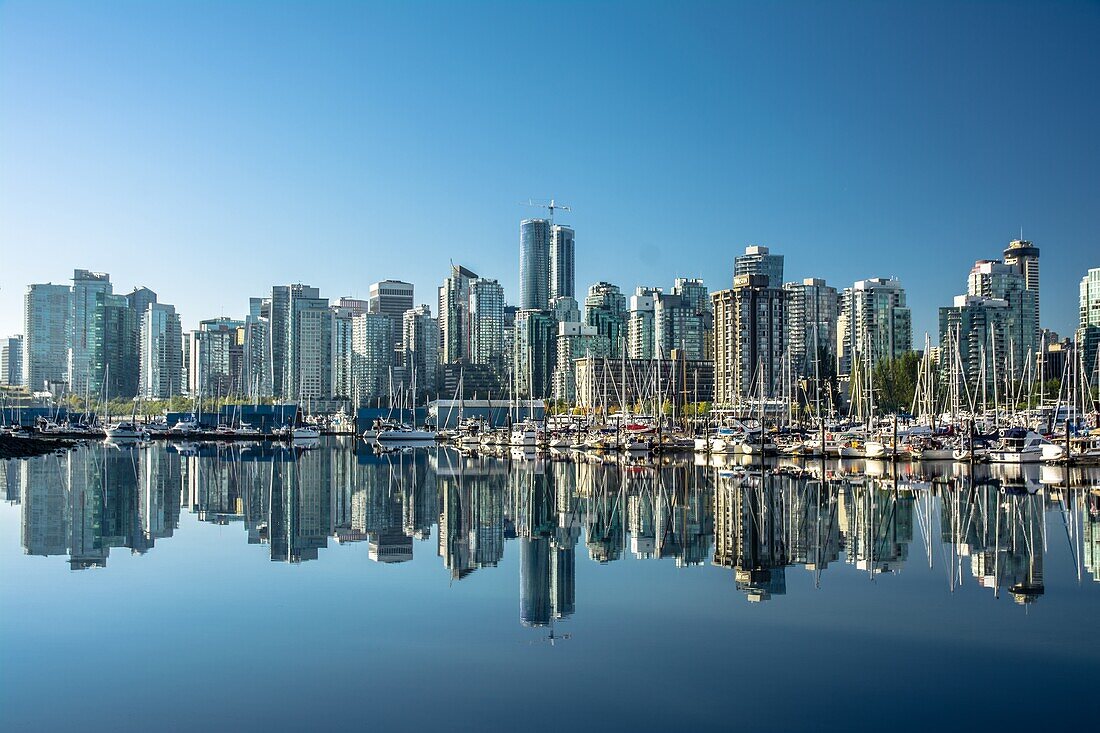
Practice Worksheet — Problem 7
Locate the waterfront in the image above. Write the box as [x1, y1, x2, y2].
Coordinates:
[1, 439, 1098, 731]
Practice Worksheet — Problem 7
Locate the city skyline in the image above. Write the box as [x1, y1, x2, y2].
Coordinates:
[2, 2, 1098, 341]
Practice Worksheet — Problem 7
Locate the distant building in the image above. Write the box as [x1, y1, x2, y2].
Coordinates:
[627, 286, 660, 359]
[553, 321, 611, 403]
[438, 265, 478, 365]
[1080, 267, 1100, 385]
[468, 277, 506, 375]
[351, 312, 394, 406]
[734, 245, 784, 289]
[189, 317, 244, 398]
[68, 269, 112, 395]
[784, 278, 838, 379]
[712, 274, 786, 404]
[1, 335, 23, 387]
[402, 305, 439, 397]
[139, 303, 183, 399]
[520, 218, 551, 310]
[839, 278, 911, 374]
[549, 224, 575, 301]
[23, 283, 72, 392]
[584, 282, 627, 358]
[331, 306, 355, 401]
[241, 298, 271, 399]
[573, 352, 714, 410]
[368, 280, 412, 363]
[91, 292, 139, 398]
[285, 285, 332, 401]
[1003, 238, 1040, 329]
[514, 309, 557, 399]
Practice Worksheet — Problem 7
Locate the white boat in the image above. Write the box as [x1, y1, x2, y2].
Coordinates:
[377, 426, 436, 443]
[510, 421, 540, 447]
[106, 421, 148, 440]
[986, 429, 1044, 464]
[292, 426, 321, 440]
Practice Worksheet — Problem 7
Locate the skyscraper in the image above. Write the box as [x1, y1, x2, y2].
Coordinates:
[1, 335, 23, 387]
[189, 317, 244, 398]
[69, 269, 112, 395]
[520, 219, 551, 310]
[268, 285, 291, 398]
[784, 278, 839, 379]
[1079, 267, 1100, 386]
[438, 265, 478, 364]
[514, 309, 557, 399]
[469, 278, 506, 372]
[351, 312, 394, 406]
[368, 280, 413, 362]
[139, 303, 183, 399]
[734, 245, 784, 289]
[285, 285, 332, 401]
[331, 306, 355, 401]
[91, 292, 139, 398]
[583, 282, 628, 358]
[627, 286, 660, 359]
[838, 278, 911, 373]
[712, 274, 786, 404]
[402, 305, 439, 397]
[242, 297, 271, 399]
[549, 224, 575, 301]
[23, 283, 72, 392]
[654, 290, 708, 361]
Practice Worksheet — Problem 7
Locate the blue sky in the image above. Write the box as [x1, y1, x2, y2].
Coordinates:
[1, 0, 1097, 340]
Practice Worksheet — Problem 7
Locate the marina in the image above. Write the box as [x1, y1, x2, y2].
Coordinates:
[2, 438, 1098, 731]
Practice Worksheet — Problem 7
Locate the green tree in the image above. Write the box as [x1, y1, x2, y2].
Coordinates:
[871, 352, 921, 414]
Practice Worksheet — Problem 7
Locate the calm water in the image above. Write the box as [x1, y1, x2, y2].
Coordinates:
[2, 439, 1098, 732]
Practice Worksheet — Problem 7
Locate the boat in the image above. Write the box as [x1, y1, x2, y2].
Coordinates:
[986, 428, 1044, 464]
[509, 421, 540, 447]
[105, 421, 148, 440]
[377, 425, 436, 443]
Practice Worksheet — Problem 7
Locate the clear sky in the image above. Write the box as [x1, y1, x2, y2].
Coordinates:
[1, 0, 1097, 341]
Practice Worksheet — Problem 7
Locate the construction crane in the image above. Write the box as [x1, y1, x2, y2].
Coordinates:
[521, 198, 571, 225]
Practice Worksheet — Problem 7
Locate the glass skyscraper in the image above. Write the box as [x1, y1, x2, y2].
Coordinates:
[520, 219, 551, 310]
[734, 245, 784, 289]
[69, 269, 112, 395]
[23, 283, 72, 392]
[549, 224, 575, 301]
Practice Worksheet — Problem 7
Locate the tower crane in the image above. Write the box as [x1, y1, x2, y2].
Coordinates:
[521, 198, 571, 225]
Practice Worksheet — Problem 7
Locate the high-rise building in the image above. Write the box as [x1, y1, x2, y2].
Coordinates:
[1004, 237, 1040, 299]
[549, 224, 575, 301]
[553, 321, 610, 403]
[402, 305, 439, 397]
[438, 265, 478, 364]
[367, 280, 413, 363]
[139, 303, 182, 399]
[285, 285, 332, 401]
[268, 285, 291, 398]
[331, 306, 355, 401]
[838, 278, 911, 373]
[23, 283, 72, 392]
[189, 317, 244, 397]
[584, 282, 627, 358]
[69, 269, 112, 395]
[734, 245, 784, 289]
[712, 274, 786, 404]
[514, 309, 557, 399]
[241, 298, 271, 399]
[951, 259, 1038, 383]
[627, 287, 660, 359]
[784, 278, 839, 378]
[654, 290, 708, 361]
[91, 292, 139, 398]
[125, 287, 157, 324]
[1079, 267, 1100, 386]
[1, 335, 23, 387]
[468, 278, 505, 372]
[520, 219, 551, 310]
[351, 312, 394, 406]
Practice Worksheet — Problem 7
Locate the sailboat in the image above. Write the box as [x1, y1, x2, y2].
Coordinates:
[377, 363, 437, 444]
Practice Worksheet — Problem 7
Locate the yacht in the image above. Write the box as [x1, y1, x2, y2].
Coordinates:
[509, 421, 540, 448]
[986, 428, 1044, 464]
[106, 421, 148, 440]
[376, 425, 437, 443]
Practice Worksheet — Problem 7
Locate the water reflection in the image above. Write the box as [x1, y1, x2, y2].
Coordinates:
[3, 441, 1099, 617]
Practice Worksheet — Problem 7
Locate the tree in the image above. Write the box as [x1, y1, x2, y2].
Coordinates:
[871, 352, 921, 414]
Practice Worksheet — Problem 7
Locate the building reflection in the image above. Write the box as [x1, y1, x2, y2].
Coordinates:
[10, 443, 1100, 612]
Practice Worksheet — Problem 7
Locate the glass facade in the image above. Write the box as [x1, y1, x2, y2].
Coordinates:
[69, 269, 112, 396]
[734, 246, 784, 289]
[520, 219, 551, 310]
[23, 283, 72, 392]
[139, 303, 182, 399]
[549, 225, 575, 301]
